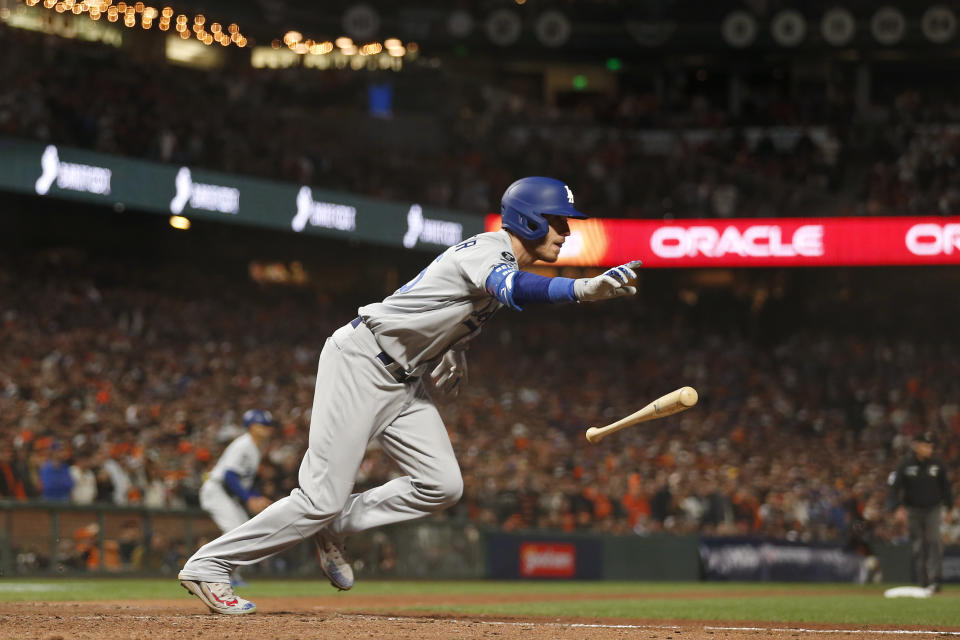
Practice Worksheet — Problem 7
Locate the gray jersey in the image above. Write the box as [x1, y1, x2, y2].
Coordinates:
[359, 230, 515, 372]
[208, 432, 261, 491]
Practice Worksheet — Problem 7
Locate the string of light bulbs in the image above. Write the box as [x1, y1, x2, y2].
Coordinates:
[20, 0, 248, 48]
[16, 0, 416, 58]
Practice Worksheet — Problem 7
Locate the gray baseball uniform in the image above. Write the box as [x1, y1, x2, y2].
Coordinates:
[179, 231, 515, 582]
[200, 433, 262, 534]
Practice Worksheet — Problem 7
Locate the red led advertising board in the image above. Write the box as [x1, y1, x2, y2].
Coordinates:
[485, 216, 960, 268]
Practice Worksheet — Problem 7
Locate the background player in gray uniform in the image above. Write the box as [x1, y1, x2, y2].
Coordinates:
[178, 177, 642, 614]
[199, 409, 275, 587]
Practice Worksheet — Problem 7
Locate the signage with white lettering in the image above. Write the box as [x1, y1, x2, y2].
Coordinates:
[35, 145, 112, 196]
[650, 225, 824, 259]
[170, 167, 239, 215]
[402, 204, 463, 248]
[700, 538, 862, 581]
[519, 543, 576, 578]
[905, 223, 960, 255]
[3, 138, 484, 250]
[486, 215, 960, 267]
[291, 186, 358, 232]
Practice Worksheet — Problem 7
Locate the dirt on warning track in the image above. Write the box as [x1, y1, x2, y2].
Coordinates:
[0, 595, 957, 640]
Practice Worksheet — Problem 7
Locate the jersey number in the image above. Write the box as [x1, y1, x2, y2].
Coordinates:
[395, 268, 427, 294]
[395, 253, 444, 294]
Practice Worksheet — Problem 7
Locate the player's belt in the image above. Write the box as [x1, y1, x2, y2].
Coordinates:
[351, 316, 416, 383]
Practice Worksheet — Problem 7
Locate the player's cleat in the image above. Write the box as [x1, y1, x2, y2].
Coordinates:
[315, 533, 354, 591]
[179, 577, 257, 615]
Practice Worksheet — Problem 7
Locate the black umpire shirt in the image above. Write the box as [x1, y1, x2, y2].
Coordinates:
[888, 453, 954, 510]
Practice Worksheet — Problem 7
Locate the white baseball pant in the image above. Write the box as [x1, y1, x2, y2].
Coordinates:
[179, 319, 463, 583]
[199, 480, 249, 534]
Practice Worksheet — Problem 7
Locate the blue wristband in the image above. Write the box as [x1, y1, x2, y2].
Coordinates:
[486, 268, 578, 309]
[546, 276, 577, 303]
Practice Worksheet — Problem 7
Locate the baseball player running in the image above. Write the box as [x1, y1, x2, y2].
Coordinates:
[178, 177, 642, 614]
[199, 410, 275, 587]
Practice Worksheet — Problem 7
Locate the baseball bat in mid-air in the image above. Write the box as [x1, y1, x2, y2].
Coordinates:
[585, 386, 698, 444]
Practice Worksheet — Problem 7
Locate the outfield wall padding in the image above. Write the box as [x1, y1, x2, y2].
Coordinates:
[603, 534, 700, 581]
[874, 542, 912, 584]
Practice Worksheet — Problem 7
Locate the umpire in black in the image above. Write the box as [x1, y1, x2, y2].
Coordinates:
[888, 432, 953, 591]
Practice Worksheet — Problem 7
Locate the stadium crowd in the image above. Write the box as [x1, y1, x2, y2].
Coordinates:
[3, 16, 960, 575]
[2, 251, 958, 570]
[3, 23, 960, 219]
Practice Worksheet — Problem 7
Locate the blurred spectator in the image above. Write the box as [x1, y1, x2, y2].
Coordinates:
[117, 520, 145, 569]
[0, 444, 27, 499]
[141, 460, 169, 509]
[69, 453, 97, 505]
[38, 443, 73, 502]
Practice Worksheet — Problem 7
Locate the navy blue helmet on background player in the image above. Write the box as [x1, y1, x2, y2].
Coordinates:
[242, 409, 275, 429]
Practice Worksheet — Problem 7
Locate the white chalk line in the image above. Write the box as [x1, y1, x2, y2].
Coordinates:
[345, 614, 960, 636]
[705, 626, 960, 636]
[0, 584, 70, 592]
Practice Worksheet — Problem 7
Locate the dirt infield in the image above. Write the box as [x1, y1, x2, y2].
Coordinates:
[1, 595, 958, 640]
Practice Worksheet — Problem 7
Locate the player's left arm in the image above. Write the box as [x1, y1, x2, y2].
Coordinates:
[223, 470, 273, 513]
[223, 469, 259, 502]
[485, 261, 642, 310]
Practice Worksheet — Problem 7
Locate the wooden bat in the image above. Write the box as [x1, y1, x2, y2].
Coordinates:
[585, 386, 698, 444]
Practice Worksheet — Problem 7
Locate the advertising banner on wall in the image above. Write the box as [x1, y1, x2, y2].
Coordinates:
[486, 215, 960, 267]
[519, 542, 577, 578]
[938, 547, 960, 583]
[486, 533, 602, 579]
[0, 138, 483, 251]
[700, 537, 865, 581]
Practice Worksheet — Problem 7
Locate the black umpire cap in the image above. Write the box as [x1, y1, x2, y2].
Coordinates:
[913, 431, 935, 444]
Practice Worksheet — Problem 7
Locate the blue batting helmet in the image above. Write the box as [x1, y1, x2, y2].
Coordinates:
[500, 177, 587, 241]
[242, 409, 275, 429]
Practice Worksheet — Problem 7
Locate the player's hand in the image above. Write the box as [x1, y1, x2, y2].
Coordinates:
[247, 496, 272, 514]
[430, 349, 467, 396]
[574, 261, 642, 302]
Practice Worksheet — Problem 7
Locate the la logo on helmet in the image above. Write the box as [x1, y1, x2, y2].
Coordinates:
[564, 185, 575, 204]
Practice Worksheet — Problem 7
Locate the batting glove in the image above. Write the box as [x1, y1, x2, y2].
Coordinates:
[430, 348, 468, 396]
[574, 260, 642, 302]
